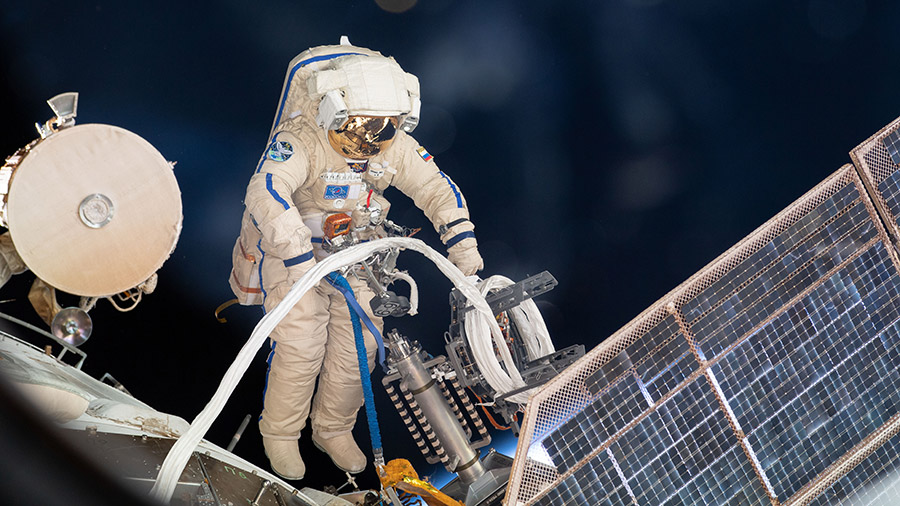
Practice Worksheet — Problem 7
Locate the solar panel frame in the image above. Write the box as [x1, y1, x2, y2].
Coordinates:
[505, 162, 900, 506]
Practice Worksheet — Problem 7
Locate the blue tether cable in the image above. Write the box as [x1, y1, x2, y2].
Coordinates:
[325, 273, 386, 366]
[326, 272, 383, 460]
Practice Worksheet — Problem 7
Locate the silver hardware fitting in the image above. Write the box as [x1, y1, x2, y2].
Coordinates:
[35, 92, 79, 138]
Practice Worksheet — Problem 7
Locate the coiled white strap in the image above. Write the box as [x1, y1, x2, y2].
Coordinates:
[464, 275, 555, 405]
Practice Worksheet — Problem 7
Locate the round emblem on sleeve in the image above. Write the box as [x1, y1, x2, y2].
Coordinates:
[267, 140, 294, 162]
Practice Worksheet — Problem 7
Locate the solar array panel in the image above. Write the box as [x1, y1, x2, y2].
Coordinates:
[807, 429, 900, 506]
[852, 116, 900, 245]
[505, 116, 900, 506]
[880, 130, 900, 166]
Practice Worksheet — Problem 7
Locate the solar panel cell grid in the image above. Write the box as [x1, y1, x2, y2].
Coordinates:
[876, 172, 900, 228]
[807, 429, 900, 506]
[881, 130, 900, 166]
[534, 451, 631, 506]
[697, 222, 870, 359]
[681, 183, 860, 326]
[545, 376, 649, 474]
[694, 199, 875, 361]
[584, 350, 634, 396]
[644, 351, 698, 403]
[854, 118, 900, 282]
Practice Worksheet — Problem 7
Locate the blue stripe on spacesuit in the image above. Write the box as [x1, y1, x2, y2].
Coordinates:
[255, 152, 266, 174]
[445, 230, 476, 248]
[266, 173, 290, 211]
[256, 239, 268, 301]
[260, 339, 277, 421]
[438, 171, 463, 208]
[283, 250, 314, 267]
[256, 53, 365, 174]
[256, 132, 282, 174]
[273, 52, 365, 128]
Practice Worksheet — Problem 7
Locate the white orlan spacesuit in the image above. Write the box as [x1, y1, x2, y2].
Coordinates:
[229, 41, 483, 480]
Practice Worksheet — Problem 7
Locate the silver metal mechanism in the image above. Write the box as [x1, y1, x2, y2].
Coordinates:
[35, 92, 79, 138]
[324, 218, 417, 317]
[385, 329, 486, 485]
[250, 479, 271, 506]
[376, 271, 575, 504]
[334, 472, 359, 494]
[383, 329, 508, 505]
[383, 486, 404, 506]
[78, 193, 115, 228]
[383, 353, 491, 469]
[445, 271, 585, 432]
[271, 485, 288, 506]
[360, 260, 410, 317]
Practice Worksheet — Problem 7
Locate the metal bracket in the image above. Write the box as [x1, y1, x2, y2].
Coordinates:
[455, 270, 558, 317]
[35, 92, 79, 138]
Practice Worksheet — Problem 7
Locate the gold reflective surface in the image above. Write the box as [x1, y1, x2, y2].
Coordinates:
[327, 116, 398, 159]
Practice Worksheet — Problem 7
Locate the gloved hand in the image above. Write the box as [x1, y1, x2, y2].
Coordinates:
[448, 240, 484, 276]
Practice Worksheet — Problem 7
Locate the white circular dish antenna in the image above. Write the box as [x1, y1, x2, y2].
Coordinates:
[7, 123, 182, 297]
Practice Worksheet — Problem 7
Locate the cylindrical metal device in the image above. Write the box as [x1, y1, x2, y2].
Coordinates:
[386, 330, 486, 485]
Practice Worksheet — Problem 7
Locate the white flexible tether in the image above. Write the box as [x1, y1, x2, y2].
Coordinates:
[150, 237, 512, 502]
[465, 275, 555, 404]
[477, 275, 554, 360]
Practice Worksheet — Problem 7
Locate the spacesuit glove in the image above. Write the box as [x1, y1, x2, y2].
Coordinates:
[447, 239, 484, 276]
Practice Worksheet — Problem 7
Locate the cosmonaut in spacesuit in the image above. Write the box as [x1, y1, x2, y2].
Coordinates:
[229, 40, 483, 480]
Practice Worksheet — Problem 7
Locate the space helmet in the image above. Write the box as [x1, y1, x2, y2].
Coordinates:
[269, 38, 421, 159]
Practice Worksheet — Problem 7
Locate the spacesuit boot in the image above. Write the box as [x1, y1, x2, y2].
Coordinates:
[262, 438, 306, 480]
[312, 431, 366, 473]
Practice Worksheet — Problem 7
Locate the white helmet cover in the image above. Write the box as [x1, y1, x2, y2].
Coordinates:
[268, 43, 421, 135]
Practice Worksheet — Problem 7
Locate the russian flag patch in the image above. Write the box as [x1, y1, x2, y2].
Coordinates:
[416, 146, 433, 162]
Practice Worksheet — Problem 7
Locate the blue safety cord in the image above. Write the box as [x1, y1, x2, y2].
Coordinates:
[325, 273, 386, 366]
[326, 272, 384, 460]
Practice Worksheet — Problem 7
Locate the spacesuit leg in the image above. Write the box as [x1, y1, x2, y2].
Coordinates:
[309, 276, 381, 473]
[259, 282, 330, 479]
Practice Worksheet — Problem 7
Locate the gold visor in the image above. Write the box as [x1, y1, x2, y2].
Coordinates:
[327, 116, 398, 159]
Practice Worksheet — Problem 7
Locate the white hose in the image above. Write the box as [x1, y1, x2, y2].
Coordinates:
[150, 237, 506, 503]
[388, 270, 419, 316]
[464, 275, 555, 404]
[478, 275, 554, 359]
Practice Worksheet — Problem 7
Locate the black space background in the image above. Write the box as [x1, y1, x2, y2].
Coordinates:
[2, 0, 900, 497]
